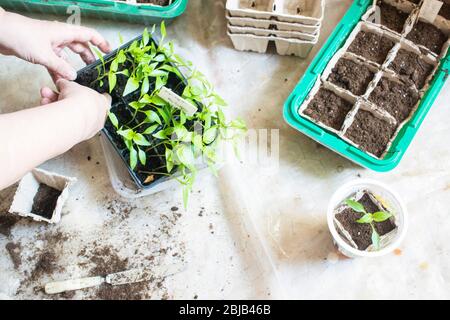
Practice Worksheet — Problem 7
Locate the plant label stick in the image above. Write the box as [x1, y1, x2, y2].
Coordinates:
[158, 86, 198, 117]
[419, 0, 443, 23]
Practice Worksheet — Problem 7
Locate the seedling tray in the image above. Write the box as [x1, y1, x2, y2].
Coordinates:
[283, 0, 450, 172]
[76, 34, 183, 191]
[0, 0, 188, 24]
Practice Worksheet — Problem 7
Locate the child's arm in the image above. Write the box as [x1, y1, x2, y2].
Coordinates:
[0, 7, 110, 81]
[0, 80, 110, 190]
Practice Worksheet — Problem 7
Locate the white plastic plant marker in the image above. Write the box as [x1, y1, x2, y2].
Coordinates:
[419, 0, 444, 23]
[45, 262, 186, 295]
[158, 86, 197, 116]
[8, 168, 77, 224]
[327, 179, 408, 258]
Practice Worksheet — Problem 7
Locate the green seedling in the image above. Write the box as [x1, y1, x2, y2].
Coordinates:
[94, 22, 246, 207]
[345, 198, 393, 250]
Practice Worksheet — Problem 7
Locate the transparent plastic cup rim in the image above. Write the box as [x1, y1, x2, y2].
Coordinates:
[327, 179, 408, 258]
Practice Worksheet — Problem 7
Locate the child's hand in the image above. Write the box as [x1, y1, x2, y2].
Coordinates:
[0, 9, 110, 81]
[40, 80, 111, 140]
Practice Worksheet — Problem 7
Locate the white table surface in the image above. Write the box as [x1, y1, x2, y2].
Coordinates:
[1, 0, 450, 299]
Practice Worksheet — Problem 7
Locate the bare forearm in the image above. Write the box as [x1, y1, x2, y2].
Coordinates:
[0, 100, 89, 189]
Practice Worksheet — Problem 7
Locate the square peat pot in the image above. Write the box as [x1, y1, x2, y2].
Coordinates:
[9, 168, 77, 224]
[283, 0, 450, 172]
[0, 0, 188, 24]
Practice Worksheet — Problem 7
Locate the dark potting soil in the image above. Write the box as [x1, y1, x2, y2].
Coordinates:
[304, 88, 353, 130]
[348, 31, 396, 65]
[31, 184, 61, 219]
[389, 49, 434, 89]
[335, 193, 396, 250]
[368, 77, 419, 123]
[327, 58, 375, 96]
[378, 1, 409, 34]
[406, 21, 448, 55]
[345, 109, 396, 158]
[440, 3, 450, 20]
[137, 0, 171, 5]
[6, 242, 22, 269]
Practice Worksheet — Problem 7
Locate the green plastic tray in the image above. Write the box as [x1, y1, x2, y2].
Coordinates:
[283, 0, 450, 172]
[0, 0, 188, 24]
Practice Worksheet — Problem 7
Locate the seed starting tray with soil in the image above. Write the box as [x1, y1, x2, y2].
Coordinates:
[284, 0, 450, 172]
[76, 35, 188, 190]
[0, 0, 188, 24]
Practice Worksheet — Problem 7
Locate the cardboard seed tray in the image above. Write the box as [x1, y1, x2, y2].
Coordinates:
[226, 12, 321, 34]
[227, 24, 318, 41]
[227, 30, 317, 57]
[284, 0, 450, 172]
[226, 0, 324, 25]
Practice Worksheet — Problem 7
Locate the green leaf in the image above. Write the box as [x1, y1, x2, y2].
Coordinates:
[150, 69, 168, 77]
[213, 93, 227, 106]
[142, 28, 150, 46]
[116, 69, 129, 77]
[372, 211, 393, 223]
[156, 107, 170, 125]
[110, 59, 119, 72]
[123, 77, 140, 96]
[144, 110, 161, 125]
[160, 21, 166, 39]
[371, 226, 380, 250]
[129, 101, 144, 111]
[345, 199, 366, 214]
[117, 50, 126, 63]
[193, 134, 203, 151]
[216, 109, 226, 124]
[356, 213, 373, 224]
[230, 118, 247, 130]
[138, 148, 146, 165]
[143, 124, 158, 135]
[165, 148, 174, 173]
[153, 130, 167, 140]
[108, 112, 119, 129]
[203, 127, 218, 144]
[141, 77, 150, 96]
[119, 33, 124, 45]
[175, 145, 194, 168]
[108, 72, 117, 93]
[155, 76, 164, 91]
[153, 54, 166, 62]
[92, 46, 104, 63]
[133, 133, 151, 146]
[117, 129, 135, 141]
[130, 147, 138, 170]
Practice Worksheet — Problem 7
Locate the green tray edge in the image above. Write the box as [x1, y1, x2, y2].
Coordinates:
[0, 0, 188, 23]
[283, 0, 450, 172]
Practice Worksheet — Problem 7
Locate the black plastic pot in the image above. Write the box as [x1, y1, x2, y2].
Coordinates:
[76, 34, 189, 190]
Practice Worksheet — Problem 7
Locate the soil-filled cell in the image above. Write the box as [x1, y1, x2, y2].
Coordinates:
[406, 21, 448, 55]
[389, 49, 434, 89]
[347, 31, 396, 64]
[368, 77, 419, 123]
[335, 193, 396, 250]
[345, 109, 396, 157]
[327, 58, 375, 96]
[378, 1, 409, 34]
[31, 184, 61, 219]
[303, 88, 353, 130]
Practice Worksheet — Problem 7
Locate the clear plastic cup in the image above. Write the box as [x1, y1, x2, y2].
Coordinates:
[327, 179, 408, 258]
